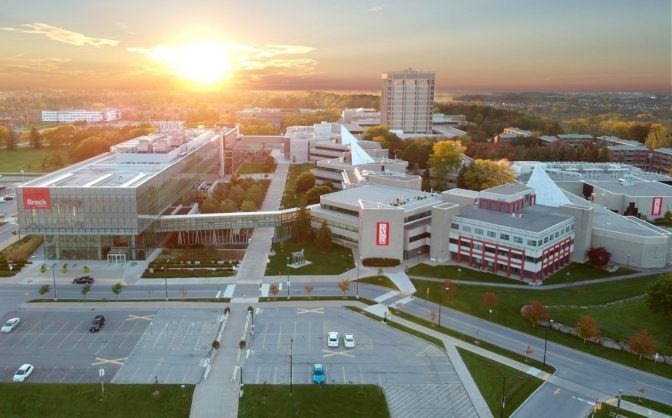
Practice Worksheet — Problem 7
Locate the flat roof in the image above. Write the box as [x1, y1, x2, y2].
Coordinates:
[482, 183, 531, 196]
[587, 180, 672, 197]
[23, 129, 218, 189]
[455, 204, 572, 233]
[322, 184, 442, 210]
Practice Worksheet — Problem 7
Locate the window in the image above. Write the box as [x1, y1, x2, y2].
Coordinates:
[555, 231, 560, 238]
[513, 236, 523, 244]
[451, 223, 459, 230]
[544, 237, 548, 244]
[475, 228, 484, 235]
[463, 226, 471, 233]
[527, 239, 537, 247]
[487, 231, 496, 238]
[500, 233, 509, 241]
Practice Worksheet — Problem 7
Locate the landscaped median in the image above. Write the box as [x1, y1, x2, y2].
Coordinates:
[0, 383, 194, 417]
[411, 275, 672, 379]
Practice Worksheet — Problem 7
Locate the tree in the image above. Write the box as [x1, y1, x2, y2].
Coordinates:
[481, 292, 499, 310]
[525, 345, 534, 362]
[71, 136, 109, 160]
[43, 125, 75, 147]
[240, 199, 257, 212]
[269, 283, 279, 298]
[4, 128, 17, 150]
[521, 300, 549, 327]
[295, 172, 316, 193]
[29, 127, 43, 149]
[220, 199, 238, 213]
[586, 247, 611, 267]
[628, 330, 656, 360]
[638, 387, 647, 402]
[429, 310, 438, 324]
[648, 274, 672, 316]
[111, 282, 124, 301]
[200, 197, 220, 213]
[304, 285, 314, 297]
[337, 280, 351, 297]
[645, 125, 671, 149]
[462, 159, 516, 191]
[263, 155, 276, 173]
[315, 221, 333, 252]
[575, 316, 600, 343]
[428, 140, 466, 178]
[293, 206, 312, 243]
[81, 283, 92, 300]
[38, 284, 50, 297]
[304, 185, 332, 205]
[444, 280, 458, 301]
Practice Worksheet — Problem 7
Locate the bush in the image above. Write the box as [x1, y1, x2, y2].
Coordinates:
[362, 258, 400, 267]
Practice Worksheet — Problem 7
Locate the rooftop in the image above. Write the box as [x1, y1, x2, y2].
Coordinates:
[587, 180, 672, 197]
[321, 184, 442, 211]
[481, 183, 532, 196]
[455, 204, 572, 233]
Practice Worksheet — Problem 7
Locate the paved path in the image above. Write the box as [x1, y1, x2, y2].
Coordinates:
[235, 157, 290, 283]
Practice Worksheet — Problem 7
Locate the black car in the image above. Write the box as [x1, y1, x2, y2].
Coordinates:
[73, 276, 95, 284]
[89, 315, 105, 332]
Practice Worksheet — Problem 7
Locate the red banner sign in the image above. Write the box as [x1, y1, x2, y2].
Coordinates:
[23, 188, 51, 210]
[376, 222, 390, 246]
[651, 197, 663, 217]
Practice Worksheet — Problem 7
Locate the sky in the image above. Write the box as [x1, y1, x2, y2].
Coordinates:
[1, 0, 670, 93]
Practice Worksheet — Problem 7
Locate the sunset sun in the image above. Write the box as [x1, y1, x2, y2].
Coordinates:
[148, 42, 232, 84]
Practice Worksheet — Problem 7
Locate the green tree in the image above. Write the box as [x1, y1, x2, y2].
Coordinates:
[645, 125, 671, 149]
[315, 220, 333, 252]
[295, 172, 316, 193]
[293, 206, 312, 243]
[3, 128, 17, 150]
[29, 127, 43, 149]
[71, 136, 109, 160]
[111, 282, 124, 300]
[43, 125, 76, 147]
[246, 184, 265, 207]
[462, 159, 516, 191]
[81, 283, 92, 300]
[38, 284, 51, 297]
[263, 155, 276, 173]
[648, 275, 672, 316]
[228, 185, 246, 205]
[428, 140, 466, 178]
[200, 197, 220, 213]
[304, 185, 332, 205]
[220, 199, 238, 213]
[240, 199, 257, 212]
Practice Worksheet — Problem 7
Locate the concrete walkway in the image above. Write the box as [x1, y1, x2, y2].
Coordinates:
[235, 156, 290, 283]
[190, 308, 248, 418]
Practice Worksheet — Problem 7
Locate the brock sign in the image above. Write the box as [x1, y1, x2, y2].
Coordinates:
[376, 222, 390, 246]
[23, 188, 51, 210]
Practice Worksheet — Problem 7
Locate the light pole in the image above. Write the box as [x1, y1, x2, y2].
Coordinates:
[489, 308, 493, 321]
[286, 257, 290, 299]
[565, 272, 570, 287]
[289, 338, 294, 396]
[500, 377, 507, 418]
[163, 257, 171, 301]
[458, 268, 461, 281]
[356, 262, 360, 299]
[617, 389, 623, 410]
[543, 319, 553, 366]
[438, 290, 443, 327]
[51, 262, 58, 301]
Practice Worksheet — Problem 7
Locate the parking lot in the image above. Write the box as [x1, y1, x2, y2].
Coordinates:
[244, 307, 459, 386]
[0, 308, 222, 385]
[0, 310, 151, 384]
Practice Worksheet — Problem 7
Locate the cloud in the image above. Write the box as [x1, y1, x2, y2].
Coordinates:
[128, 42, 318, 84]
[367, 5, 384, 12]
[1, 23, 119, 47]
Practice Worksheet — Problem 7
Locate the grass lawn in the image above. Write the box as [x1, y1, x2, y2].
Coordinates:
[542, 262, 637, 285]
[239, 384, 389, 418]
[238, 162, 269, 174]
[458, 348, 543, 417]
[266, 240, 354, 275]
[622, 395, 672, 415]
[356, 275, 399, 290]
[592, 403, 642, 417]
[0, 383, 194, 418]
[281, 163, 314, 208]
[0, 147, 71, 173]
[412, 277, 672, 379]
[408, 263, 524, 284]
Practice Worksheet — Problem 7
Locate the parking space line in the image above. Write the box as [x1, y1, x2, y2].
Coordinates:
[322, 349, 355, 358]
[273, 366, 277, 384]
[126, 314, 155, 321]
[276, 320, 283, 349]
[296, 308, 324, 315]
[342, 366, 346, 383]
[255, 366, 261, 384]
[92, 357, 127, 366]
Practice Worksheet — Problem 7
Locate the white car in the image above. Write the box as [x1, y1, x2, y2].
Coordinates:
[343, 333, 355, 348]
[13, 364, 34, 382]
[1, 317, 20, 333]
[327, 331, 339, 348]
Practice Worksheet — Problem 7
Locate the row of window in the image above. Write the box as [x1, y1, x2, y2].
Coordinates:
[450, 223, 574, 247]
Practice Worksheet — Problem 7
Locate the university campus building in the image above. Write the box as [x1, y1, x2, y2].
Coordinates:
[41, 109, 121, 123]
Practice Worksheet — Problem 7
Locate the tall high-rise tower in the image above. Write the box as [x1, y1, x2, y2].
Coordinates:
[381, 69, 435, 134]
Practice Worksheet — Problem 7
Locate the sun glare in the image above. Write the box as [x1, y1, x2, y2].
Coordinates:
[149, 42, 232, 84]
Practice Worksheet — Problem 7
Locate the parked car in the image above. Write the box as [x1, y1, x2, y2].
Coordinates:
[13, 364, 34, 382]
[89, 315, 105, 332]
[343, 333, 355, 348]
[3, 196, 13, 201]
[312, 363, 325, 384]
[1, 317, 21, 333]
[327, 331, 339, 348]
[73, 276, 95, 284]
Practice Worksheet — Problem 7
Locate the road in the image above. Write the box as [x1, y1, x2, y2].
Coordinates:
[1, 279, 670, 416]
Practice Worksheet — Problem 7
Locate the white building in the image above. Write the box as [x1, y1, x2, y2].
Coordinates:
[381, 69, 435, 134]
[42, 109, 121, 123]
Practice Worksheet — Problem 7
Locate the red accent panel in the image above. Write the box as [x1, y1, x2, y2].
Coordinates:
[376, 222, 389, 246]
[23, 187, 51, 210]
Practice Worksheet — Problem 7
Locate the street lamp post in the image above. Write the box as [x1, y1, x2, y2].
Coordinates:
[438, 289, 444, 328]
[458, 268, 461, 281]
[543, 319, 553, 366]
[356, 262, 360, 299]
[566, 272, 570, 287]
[163, 257, 171, 301]
[500, 376, 507, 418]
[489, 308, 493, 321]
[617, 389, 623, 410]
[289, 338, 294, 396]
[286, 257, 290, 298]
[51, 262, 57, 301]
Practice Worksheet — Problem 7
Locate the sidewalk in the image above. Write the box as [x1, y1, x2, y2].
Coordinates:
[190, 308, 248, 418]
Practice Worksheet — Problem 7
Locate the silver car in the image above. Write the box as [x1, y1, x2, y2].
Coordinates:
[1, 317, 20, 333]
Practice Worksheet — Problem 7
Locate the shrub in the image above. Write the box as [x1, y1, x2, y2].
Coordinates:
[362, 258, 400, 267]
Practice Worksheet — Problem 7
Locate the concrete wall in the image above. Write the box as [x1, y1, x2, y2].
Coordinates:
[591, 227, 671, 268]
[557, 204, 592, 263]
[368, 175, 422, 190]
[429, 202, 461, 262]
[359, 206, 405, 261]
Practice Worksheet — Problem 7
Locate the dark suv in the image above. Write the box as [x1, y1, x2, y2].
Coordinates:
[89, 315, 105, 332]
[73, 276, 95, 284]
